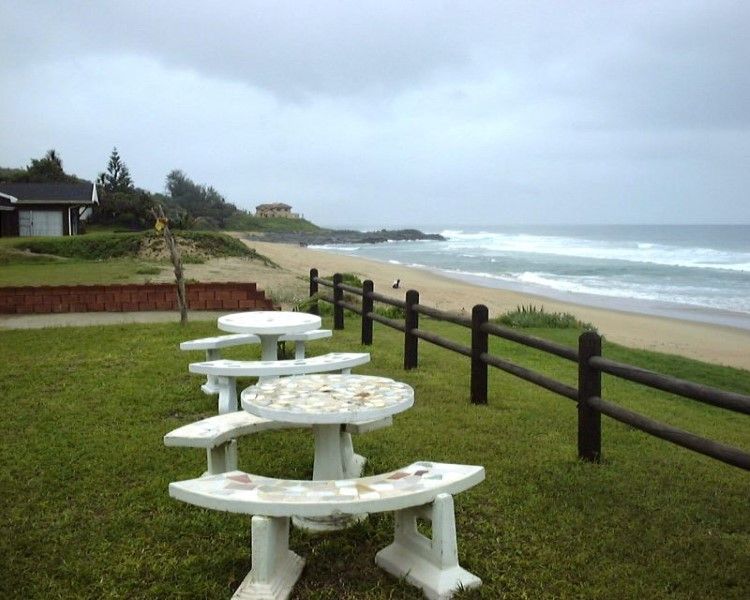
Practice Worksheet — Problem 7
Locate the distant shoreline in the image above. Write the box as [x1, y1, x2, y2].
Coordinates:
[243, 228, 444, 245]
[293, 223, 750, 332]
[439, 267, 750, 332]
[245, 240, 750, 370]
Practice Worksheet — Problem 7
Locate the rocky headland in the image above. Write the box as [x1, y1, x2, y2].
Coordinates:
[243, 228, 445, 246]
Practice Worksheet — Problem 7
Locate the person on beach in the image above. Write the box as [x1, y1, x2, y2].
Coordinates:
[392, 279, 400, 289]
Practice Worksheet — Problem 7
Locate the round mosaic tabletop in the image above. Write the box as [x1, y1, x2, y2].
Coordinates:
[241, 374, 414, 424]
[218, 311, 321, 335]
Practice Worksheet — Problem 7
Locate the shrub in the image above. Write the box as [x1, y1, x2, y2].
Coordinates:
[13, 233, 144, 259]
[375, 305, 405, 319]
[294, 294, 332, 315]
[317, 272, 363, 287]
[495, 304, 597, 331]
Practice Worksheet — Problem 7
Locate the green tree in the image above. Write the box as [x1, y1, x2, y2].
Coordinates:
[26, 149, 67, 182]
[98, 147, 133, 194]
[91, 148, 153, 229]
[92, 187, 155, 229]
[164, 169, 239, 229]
[4, 149, 82, 183]
[0, 167, 26, 182]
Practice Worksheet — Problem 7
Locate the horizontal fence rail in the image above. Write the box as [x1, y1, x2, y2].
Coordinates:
[587, 395, 750, 470]
[369, 312, 405, 331]
[309, 268, 750, 472]
[339, 301, 362, 315]
[414, 304, 472, 327]
[482, 353, 579, 401]
[338, 282, 363, 296]
[482, 321, 579, 362]
[413, 328, 472, 357]
[589, 356, 750, 416]
[368, 290, 406, 308]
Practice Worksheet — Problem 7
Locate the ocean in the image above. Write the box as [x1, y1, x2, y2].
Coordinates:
[310, 224, 750, 330]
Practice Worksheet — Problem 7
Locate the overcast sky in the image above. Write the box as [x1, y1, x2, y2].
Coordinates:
[1, 1, 748, 228]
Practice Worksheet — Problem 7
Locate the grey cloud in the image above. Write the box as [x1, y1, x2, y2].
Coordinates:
[0, 1, 748, 226]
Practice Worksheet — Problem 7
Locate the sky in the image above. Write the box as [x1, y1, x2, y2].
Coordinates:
[1, 1, 749, 228]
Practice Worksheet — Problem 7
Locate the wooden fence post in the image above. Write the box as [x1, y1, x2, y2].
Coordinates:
[471, 304, 489, 404]
[309, 268, 319, 315]
[404, 290, 419, 369]
[333, 273, 344, 330]
[361, 280, 374, 345]
[578, 331, 602, 462]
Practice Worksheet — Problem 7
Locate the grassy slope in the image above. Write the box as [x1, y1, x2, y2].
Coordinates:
[4, 231, 257, 260]
[0, 317, 748, 599]
[226, 214, 322, 232]
[0, 232, 274, 286]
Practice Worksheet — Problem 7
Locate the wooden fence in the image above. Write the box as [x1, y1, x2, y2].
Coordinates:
[309, 268, 750, 471]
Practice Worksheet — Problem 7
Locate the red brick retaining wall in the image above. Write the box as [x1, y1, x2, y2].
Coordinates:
[0, 283, 276, 314]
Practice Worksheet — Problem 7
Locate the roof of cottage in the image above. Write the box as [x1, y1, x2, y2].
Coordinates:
[0, 182, 97, 205]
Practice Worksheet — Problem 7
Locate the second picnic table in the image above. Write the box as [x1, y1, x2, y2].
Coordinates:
[217, 311, 322, 361]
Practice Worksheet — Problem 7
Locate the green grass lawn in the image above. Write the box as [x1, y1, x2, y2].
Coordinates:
[0, 256, 168, 286]
[0, 236, 166, 285]
[1, 316, 748, 599]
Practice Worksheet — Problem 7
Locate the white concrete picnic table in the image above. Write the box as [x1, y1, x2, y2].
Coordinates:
[217, 311, 321, 362]
[241, 374, 414, 480]
[241, 373, 414, 530]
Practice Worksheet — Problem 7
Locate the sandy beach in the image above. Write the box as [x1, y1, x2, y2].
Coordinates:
[221, 240, 749, 371]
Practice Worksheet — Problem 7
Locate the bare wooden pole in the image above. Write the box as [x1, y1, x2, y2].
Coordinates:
[404, 290, 419, 369]
[309, 268, 319, 315]
[578, 331, 602, 461]
[361, 279, 374, 345]
[471, 304, 489, 404]
[152, 205, 188, 325]
[333, 273, 344, 330]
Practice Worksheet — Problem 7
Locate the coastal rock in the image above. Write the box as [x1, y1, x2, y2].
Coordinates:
[244, 228, 445, 245]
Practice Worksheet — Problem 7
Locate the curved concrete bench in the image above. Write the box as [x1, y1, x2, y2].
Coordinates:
[188, 352, 370, 414]
[164, 410, 392, 477]
[170, 461, 485, 600]
[181, 330, 333, 394]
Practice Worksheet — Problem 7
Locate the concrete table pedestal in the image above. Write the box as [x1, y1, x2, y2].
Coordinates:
[242, 374, 414, 531]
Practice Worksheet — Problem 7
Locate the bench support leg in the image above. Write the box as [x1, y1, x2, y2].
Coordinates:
[339, 431, 366, 479]
[233, 516, 304, 600]
[201, 348, 222, 395]
[294, 341, 306, 360]
[217, 376, 239, 414]
[375, 493, 481, 600]
[206, 440, 238, 475]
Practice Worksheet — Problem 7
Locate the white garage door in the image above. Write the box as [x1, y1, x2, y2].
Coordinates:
[18, 210, 64, 237]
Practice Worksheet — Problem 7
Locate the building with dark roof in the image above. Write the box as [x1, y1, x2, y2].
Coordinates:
[0, 182, 98, 237]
